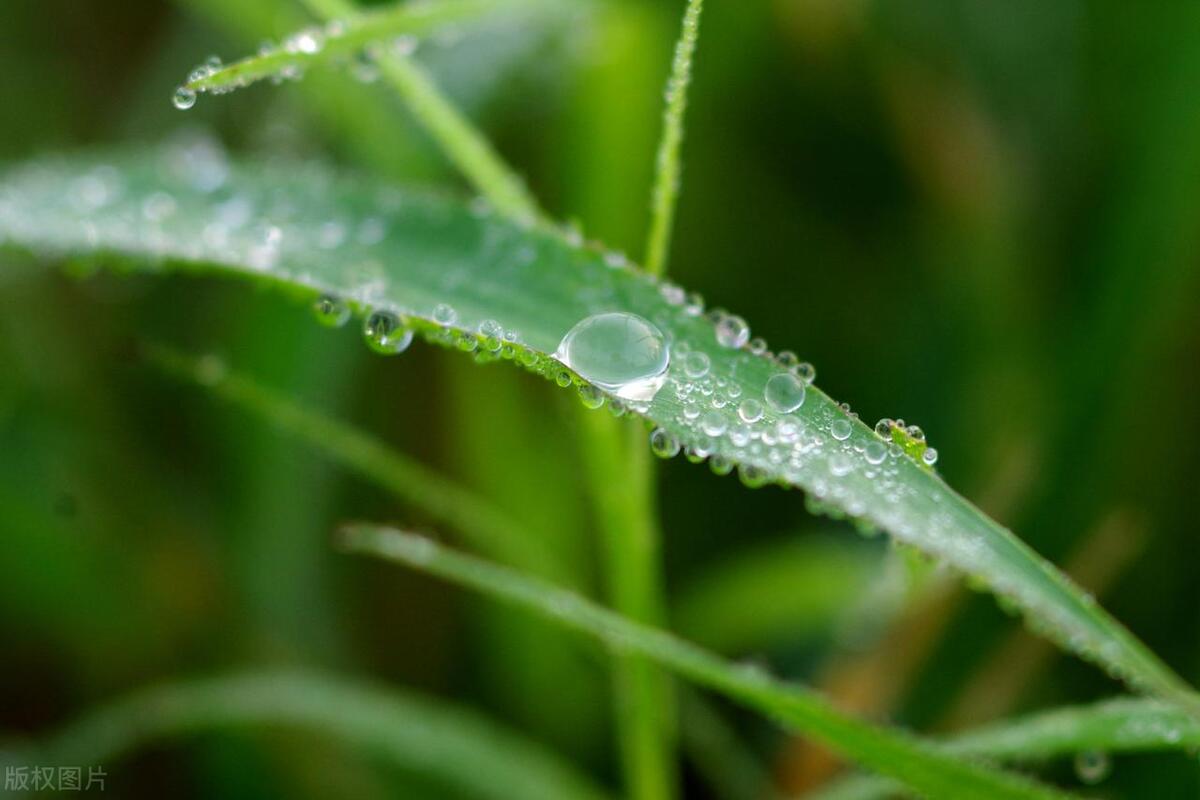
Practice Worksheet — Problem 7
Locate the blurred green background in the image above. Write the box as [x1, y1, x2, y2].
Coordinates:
[2, 0, 1199, 796]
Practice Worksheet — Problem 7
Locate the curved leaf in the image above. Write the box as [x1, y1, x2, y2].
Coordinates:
[30, 670, 612, 800]
[813, 696, 1200, 800]
[0, 145, 1193, 716]
[338, 525, 1076, 800]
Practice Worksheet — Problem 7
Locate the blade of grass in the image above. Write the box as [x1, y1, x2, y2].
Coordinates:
[143, 342, 565, 579]
[811, 696, 1200, 800]
[184, 0, 504, 95]
[579, 412, 677, 800]
[644, 0, 704, 276]
[292, 0, 542, 223]
[30, 670, 613, 800]
[2, 149, 1195, 718]
[337, 525, 1077, 800]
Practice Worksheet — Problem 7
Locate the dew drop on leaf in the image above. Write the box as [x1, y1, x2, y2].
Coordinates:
[831, 418, 852, 441]
[764, 373, 805, 413]
[715, 313, 749, 349]
[172, 86, 196, 110]
[555, 312, 670, 401]
[312, 294, 350, 328]
[362, 310, 412, 355]
[650, 428, 681, 459]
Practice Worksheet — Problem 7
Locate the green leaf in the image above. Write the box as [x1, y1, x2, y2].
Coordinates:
[337, 525, 1074, 800]
[0, 147, 1194, 716]
[812, 696, 1200, 800]
[31, 670, 612, 800]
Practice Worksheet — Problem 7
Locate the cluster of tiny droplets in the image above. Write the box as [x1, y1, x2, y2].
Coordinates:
[2, 136, 1140, 686]
[171, 21, 429, 111]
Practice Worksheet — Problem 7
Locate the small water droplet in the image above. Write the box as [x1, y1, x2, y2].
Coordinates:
[875, 418, 894, 438]
[864, 441, 887, 465]
[1074, 751, 1110, 785]
[715, 314, 750, 349]
[577, 383, 606, 410]
[650, 428, 681, 459]
[700, 410, 727, 437]
[738, 398, 764, 423]
[738, 464, 768, 488]
[776, 351, 799, 370]
[922, 447, 939, 466]
[173, 86, 197, 110]
[831, 418, 852, 441]
[432, 303, 457, 326]
[907, 425, 925, 442]
[682, 351, 710, 379]
[363, 310, 412, 355]
[764, 373, 805, 413]
[313, 295, 351, 328]
[796, 362, 816, 384]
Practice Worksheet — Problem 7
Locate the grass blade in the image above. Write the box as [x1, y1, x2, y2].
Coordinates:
[0, 148, 1194, 717]
[143, 343, 564, 578]
[183, 0, 504, 96]
[337, 525, 1076, 800]
[31, 670, 612, 800]
[644, 0, 704, 277]
[812, 696, 1200, 800]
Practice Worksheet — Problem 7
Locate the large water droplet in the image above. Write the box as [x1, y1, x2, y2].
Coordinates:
[764, 373, 805, 413]
[555, 312, 670, 401]
[650, 428, 681, 459]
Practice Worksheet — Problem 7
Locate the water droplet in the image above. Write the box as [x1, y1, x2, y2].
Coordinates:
[709, 455, 733, 476]
[922, 447, 939, 466]
[478, 319, 503, 351]
[738, 398, 764, 423]
[831, 418, 852, 441]
[738, 464, 768, 488]
[864, 441, 887, 465]
[682, 351, 710, 379]
[555, 312, 670, 401]
[777, 351, 799, 370]
[313, 295, 351, 328]
[875, 418, 894, 438]
[1074, 751, 1110, 785]
[432, 303, 457, 326]
[700, 410, 727, 436]
[748, 338, 767, 356]
[764, 373, 805, 413]
[907, 425, 925, 442]
[829, 453, 853, 476]
[363, 310, 412, 355]
[650, 428, 681, 459]
[173, 86, 196, 110]
[796, 362, 816, 384]
[577, 383, 605, 410]
[715, 314, 750, 349]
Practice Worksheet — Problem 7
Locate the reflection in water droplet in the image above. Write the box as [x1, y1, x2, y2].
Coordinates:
[555, 312, 670, 401]
[313, 294, 350, 328]
[363, 310, 412, 355]
[173, 86, 196, 110]
[650, 428, 681, 459]
[831, 418, 852, 441]
[715, 314, 749, 349]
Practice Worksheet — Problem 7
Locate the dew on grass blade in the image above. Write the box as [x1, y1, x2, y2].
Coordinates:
[363, 310, 412, 355]
[313, 294, 351, 328]
[715, 313, 749, 349]
[764, 373, 805, 413]
[555, 312, 670, 401]
[172, 87, 196, 110]
[831, 418, 852, 441]
[650, 428, 681, 459]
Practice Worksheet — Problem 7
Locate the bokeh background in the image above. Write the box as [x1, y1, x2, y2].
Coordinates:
[2, 0, 1200, 796]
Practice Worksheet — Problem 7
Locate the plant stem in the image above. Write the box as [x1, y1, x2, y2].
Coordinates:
[643, 0, 704, 277]
[578, 414, 676, 800]
[300, 0, 543, 224]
